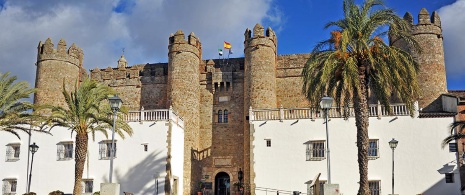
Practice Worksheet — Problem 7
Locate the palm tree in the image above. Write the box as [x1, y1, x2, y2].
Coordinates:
[302, 0, 420, 194]
[442, 121, 465, 148]
[48, 78, 133, 194]
[0, 72, 43, 138]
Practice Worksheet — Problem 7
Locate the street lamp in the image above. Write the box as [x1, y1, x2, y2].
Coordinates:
[320, 96, 333, 184]
[27, 142, 39, 193]
[238, 168, 243, 195]
[389, 138, 398, 195]
[108, 95, 122, 183]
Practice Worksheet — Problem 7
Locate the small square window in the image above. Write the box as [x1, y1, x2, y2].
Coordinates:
[82, 179, 93, 194]
[265, 139, 271, 147]
[99, 140, 117, 160]
[368, 180, 381, 195]
[142, 143, 148, 152]
[5, 143, 20, 162]
[368, 139, 379, 160]
[57, 141, 74, 161]
[445, 173, 454, 183]
[2, 178, 17, 194]
[306, 141, 325, 161]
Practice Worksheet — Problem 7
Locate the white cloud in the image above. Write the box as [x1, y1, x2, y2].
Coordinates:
[0, 0, 282, 90]
[438, 0, 465, 88]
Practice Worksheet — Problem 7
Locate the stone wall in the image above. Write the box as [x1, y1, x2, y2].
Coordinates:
[276, 54, 311, 108]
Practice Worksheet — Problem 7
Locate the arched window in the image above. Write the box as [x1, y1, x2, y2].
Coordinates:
[218, 110, 223, 123]
[223, 110, 228, 123]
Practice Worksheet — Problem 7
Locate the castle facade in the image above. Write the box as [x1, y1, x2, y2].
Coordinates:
[21, 8, 459, 195]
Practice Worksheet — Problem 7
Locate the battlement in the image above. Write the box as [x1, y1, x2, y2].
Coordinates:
[168, 30, 202, 58]
[404, 8, 442, 36]
[244, 23, 276, 39]
[244, 24, 277, 49]
[37, 38, 83, 68]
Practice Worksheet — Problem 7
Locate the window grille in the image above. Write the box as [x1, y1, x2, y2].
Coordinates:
[2, 179, 17, 195]
[368, 139, 379, 160]
[57, 142, 73, 160]
[445, 173, 454, 183]
[368, 180, 381, 195]
[82, 179, 93, 194]
[306, 141, 325, 161]
[5, 144, 20, 162]
[99, 141, 117, 160]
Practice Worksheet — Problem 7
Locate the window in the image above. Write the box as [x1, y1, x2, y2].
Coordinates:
[306, 180, 325, 195]
[218, 110, 223, 123]
[2, 178, 17, 195]
[223, 110, 228, 123]
[99, 140, 117, 160]
[368, 139, 379, 160]
[368, 180, 381, 195]
[265, 139, 271, 147]
[306, 141, 325, 161]
[5, 143, 20, 162]
[318, 180, 326, 195]
[57, 142, 73, 160]
[445, 173, 454, 183]
[82, 179, 93, 194]
[217, 109, 229, 123]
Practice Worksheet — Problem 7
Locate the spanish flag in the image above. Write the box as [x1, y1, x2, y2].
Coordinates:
[224, 41, 232, 49]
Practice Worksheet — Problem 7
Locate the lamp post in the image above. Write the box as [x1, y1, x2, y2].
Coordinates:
[108, 95, 122, 183]
[320, 96, 333, 184]
[389, 138, 398, 195]
[238, 168, 243, 195]
[27, 142, 39, 193]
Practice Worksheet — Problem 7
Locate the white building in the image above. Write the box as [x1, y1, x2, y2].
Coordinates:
[0, 109, 185, 195]
[251, 102, 461, 195]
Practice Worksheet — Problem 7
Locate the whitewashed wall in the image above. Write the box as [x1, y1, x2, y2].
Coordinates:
[0, 116, 184, 195]
[252, 115, 460, 195]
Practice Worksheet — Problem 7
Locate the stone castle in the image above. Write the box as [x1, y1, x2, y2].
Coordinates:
[33, 8, 447, 194]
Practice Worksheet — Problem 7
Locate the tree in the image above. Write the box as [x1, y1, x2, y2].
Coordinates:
[0, 72, 44, 138]
[301, 0, 420, 194]
[442, 121, 465, 148]
[47, 78, 133, 195]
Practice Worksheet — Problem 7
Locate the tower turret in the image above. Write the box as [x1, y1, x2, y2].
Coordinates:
[243, 23, 278, 193]
[34, 38, 84, 109]
[243, 24, 278, 109]
[167, 30, 201, 193]
[391, 9, 447, 112]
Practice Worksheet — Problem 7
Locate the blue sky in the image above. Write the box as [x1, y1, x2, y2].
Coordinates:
[0, 0, 463, 90]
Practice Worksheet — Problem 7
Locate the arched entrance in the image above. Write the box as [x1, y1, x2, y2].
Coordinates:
[215, 172, 230, 195]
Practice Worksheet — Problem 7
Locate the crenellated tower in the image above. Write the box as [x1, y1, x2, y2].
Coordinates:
[244, 24, 278, 109]
[391, 8, 447, 112]
[243, 23, 278, 193]
[167, 30, 202, 193]
[34, 38, 84, 109]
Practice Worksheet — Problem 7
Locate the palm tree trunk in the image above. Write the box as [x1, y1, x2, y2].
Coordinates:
[355, 66, 370, 195]
[74, 132, 88, 195]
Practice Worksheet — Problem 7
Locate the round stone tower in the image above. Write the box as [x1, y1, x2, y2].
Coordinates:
[34, 38, 84, 109]
[243, 23, 278, 109]
[167, 30, 201, 194]
[243, 23, 278, 193]
[391, 9, 447, 112]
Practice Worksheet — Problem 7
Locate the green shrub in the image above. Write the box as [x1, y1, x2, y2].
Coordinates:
[48, 190, 64, 195]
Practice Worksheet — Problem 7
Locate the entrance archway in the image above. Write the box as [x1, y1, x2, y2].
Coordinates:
[215, 172, 230, 195]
